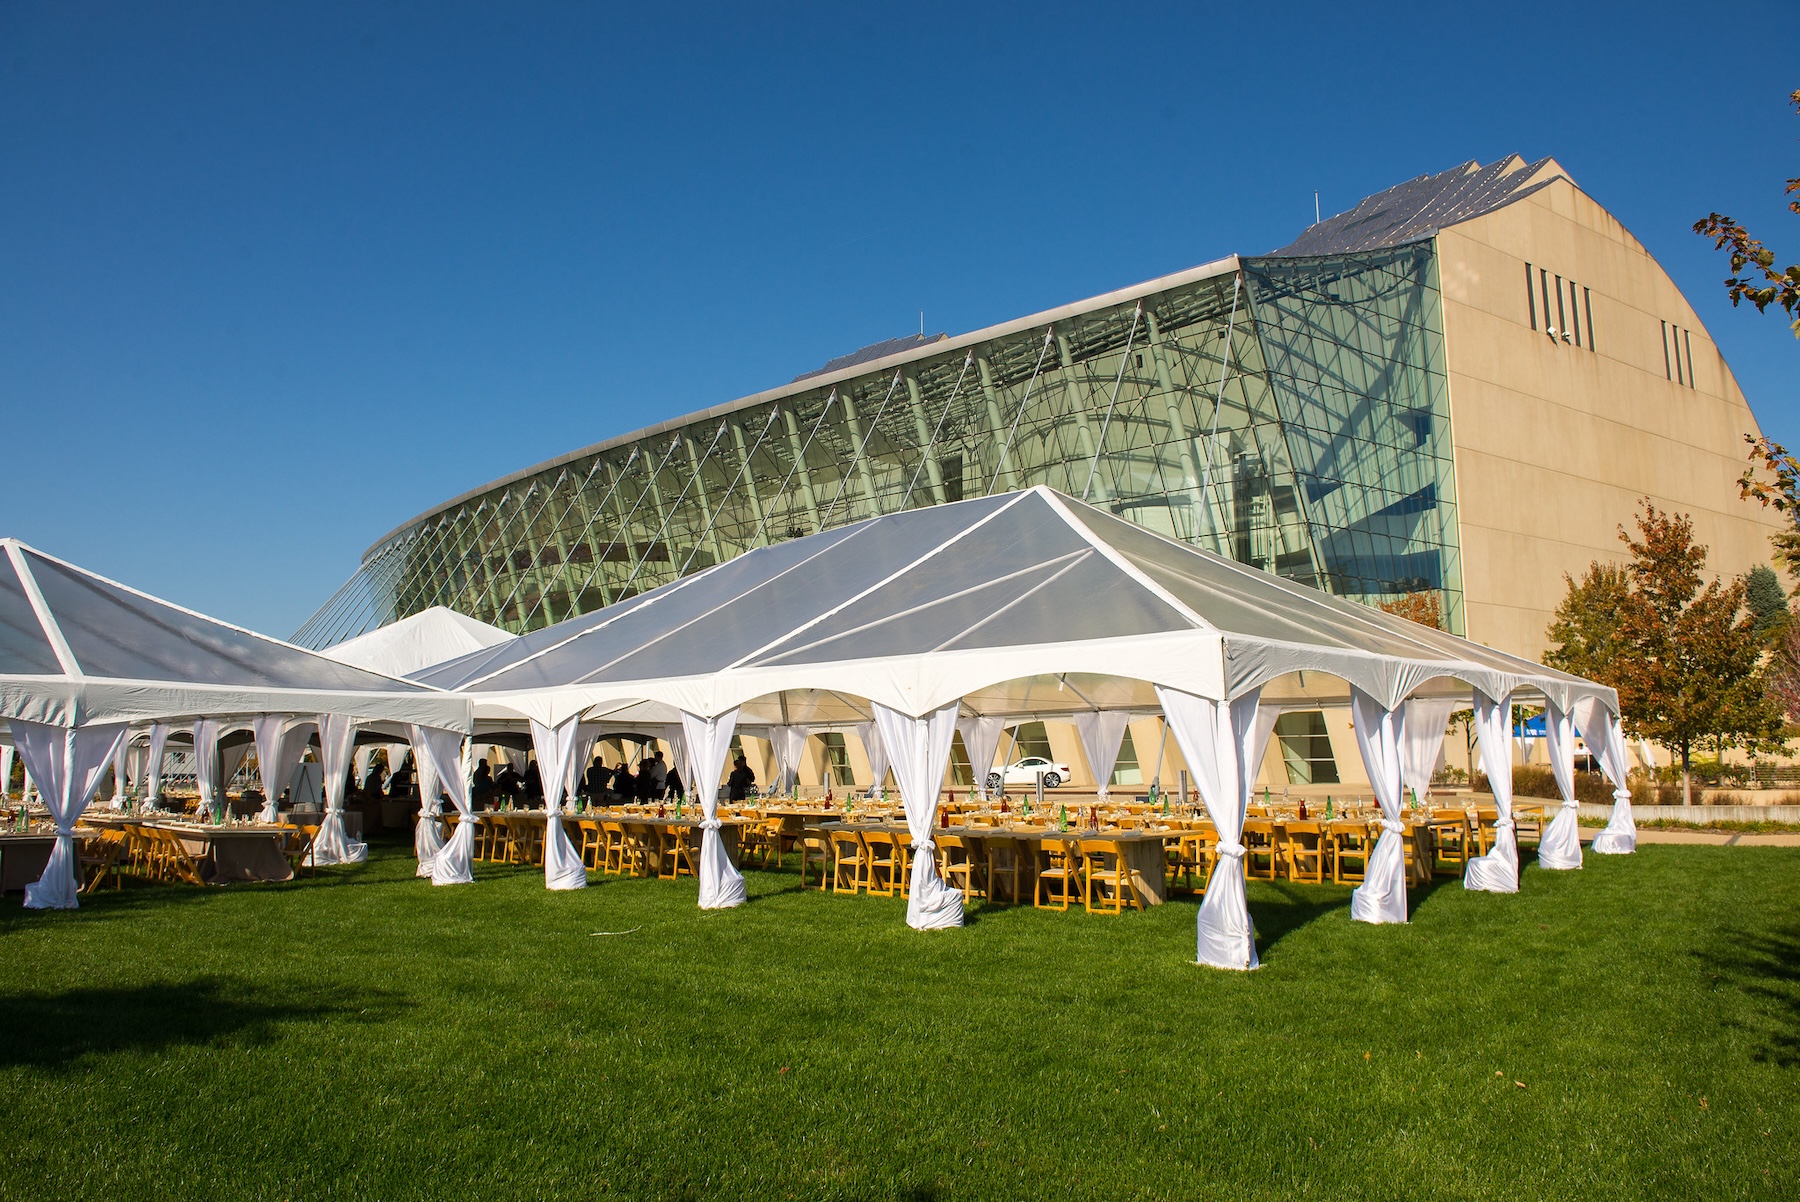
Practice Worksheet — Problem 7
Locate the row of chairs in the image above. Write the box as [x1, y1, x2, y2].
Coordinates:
[807, 828, 1142, 915]
[574, 820, 698, 880]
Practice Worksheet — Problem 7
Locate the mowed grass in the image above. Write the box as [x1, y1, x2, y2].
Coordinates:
[0, 838, 1795, 1201]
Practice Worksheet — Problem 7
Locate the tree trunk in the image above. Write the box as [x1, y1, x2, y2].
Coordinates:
[1681, 740, 1692, 807]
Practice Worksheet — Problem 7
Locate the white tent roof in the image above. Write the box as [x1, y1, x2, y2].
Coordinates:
[0, 540, 471, 731]
[321, 606, 515, 679]
[420, 487, 1613, 727]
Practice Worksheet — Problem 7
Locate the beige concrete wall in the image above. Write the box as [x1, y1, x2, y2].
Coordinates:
[1435, 164, 1785, 661]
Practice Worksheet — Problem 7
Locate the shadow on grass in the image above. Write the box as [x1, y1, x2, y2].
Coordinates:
[1696, 922, 1800, 1068]
[0, 976, 411, 1071]
[1249, 880, 1352, 957]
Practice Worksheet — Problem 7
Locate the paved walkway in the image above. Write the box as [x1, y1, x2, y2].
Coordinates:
[1579, 827, 1800, 847]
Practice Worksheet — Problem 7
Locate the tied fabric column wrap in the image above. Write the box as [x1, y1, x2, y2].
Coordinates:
[1577, 699, 1636, 855]
[1538, 701, 1583, 870]
[769, 725, 810, 794]
[309, 714, 368, 866]
[1464, 689, 1519, 893]
[529, 718, 588, 891]
[1156, 685, 1263, 970]
[680, 709, 747, 909]
[873, 701, 965, 930]
[142, 723, 171, 810]
[109, 740, 127, 810]
[191, 717, 224, 819]
[413, 727, 474, 885]
[1072, 711, 1131, 801]
[13, 719, 127, 910]
[250, 715, 306, 824]
[409, 729, 444, 876]
[1400, 697, 1459, 805]
[1350, 689, 1409, 924]
[0, 746, 13, 803]
[955, 716, 1005, 799]
[855, 721, 890, 798]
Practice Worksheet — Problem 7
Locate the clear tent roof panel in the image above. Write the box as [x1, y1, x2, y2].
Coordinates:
[0, 555, 61, 675]
[448, 494, 1031, 692]
[21, 548, 417, 692]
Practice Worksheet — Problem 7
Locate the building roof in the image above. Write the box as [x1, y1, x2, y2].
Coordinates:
[793, 332, 949, 382]
[1271, 155, 1569, 257]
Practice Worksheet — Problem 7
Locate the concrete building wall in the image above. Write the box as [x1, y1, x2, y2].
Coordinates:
[1435, 164, 1785, 661]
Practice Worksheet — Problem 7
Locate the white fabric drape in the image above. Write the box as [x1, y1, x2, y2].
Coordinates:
[680, 708, 747, 909]
[955, 716, 1006, 799]
[1576, 699, 1635, 855]
[566, 724, 602, 803]
[409, 730, 444, 875]
[0, 745, 14, 802]
[385, 742, 410, 788]
[1538, 701, 1583, 870]
[250, 715, 306, 823]
[1248, 707, 1281, 793]
[192, 718, 224, 819]
[769, 725, 809, 794]
[142, 722, 171, 809]
[1464, 689, 1519, 893]
[13, 719, 127, 910]
[873, 701, 964, 930]
[410, 723, 475, 881]
[108, 740, 127, 810]
[855, 721, 890, 797]
[1071, 711, 1132, 800]
[1349, 688, 1408, 924]
[1400, 697, 1458, 805]
[222, 740, 251, 798]
[529, 718, 587, 891]
[354, 745, 374, 787]
[1156, 685, 1262, 970]
[415, 728, 474, 885]
[310, 713, 368, 866]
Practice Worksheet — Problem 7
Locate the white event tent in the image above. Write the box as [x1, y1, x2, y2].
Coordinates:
[321, 605, 516, 679]
[417, 487, 1634, 967]
[0, 539, 471, 909]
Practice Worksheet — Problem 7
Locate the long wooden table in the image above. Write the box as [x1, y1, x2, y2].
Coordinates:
[0, 833, 56, 892]
[815, 821, 1173, 907]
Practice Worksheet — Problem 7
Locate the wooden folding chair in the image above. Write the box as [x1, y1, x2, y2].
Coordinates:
[862, 830, 900, 897]
[1281, 821, 1327, 884]
[79, 830, 127, 892]
[1034, 838, 1081, 911]
[1080, 839, 1138, 914]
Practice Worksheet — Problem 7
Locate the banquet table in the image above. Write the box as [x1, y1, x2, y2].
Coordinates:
[158, 823, 294, 883]
[818, 821, 1172, 907]
[0, 833, 56, 892]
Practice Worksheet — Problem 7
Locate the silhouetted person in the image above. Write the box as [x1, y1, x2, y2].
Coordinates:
[522, 761, 543, 801]
[494, 763, 522, 802]
[472, 759, 494, 808]
[727, 756, 755, 802]
[583, 760, 611, 799]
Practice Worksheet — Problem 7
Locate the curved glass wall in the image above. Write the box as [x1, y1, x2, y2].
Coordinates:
[294, 243, 1462, 648]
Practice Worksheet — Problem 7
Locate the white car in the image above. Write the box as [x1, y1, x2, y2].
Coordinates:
[987, 756, 1071, 791]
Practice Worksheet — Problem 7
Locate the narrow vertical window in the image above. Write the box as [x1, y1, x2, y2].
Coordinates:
[1662, 321, 1672, 379]
[1684, 329, 1696, 389]
[1673, 326, 1685, 386]
[1526, 263, 1537, 329]
[1568, 280, 1581, 346]
[1555, 275, 1567, 339]
[1541, 270, 1553, 338]
[1584, 287, 1595, 351]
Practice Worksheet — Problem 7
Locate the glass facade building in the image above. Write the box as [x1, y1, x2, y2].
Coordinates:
[294, 242, 1463, 649]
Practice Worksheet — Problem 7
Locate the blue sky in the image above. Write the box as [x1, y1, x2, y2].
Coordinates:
[4, 1, 1798, 637]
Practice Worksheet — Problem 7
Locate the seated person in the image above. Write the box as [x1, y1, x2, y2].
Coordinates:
[471, 759, 494, 808]
[583, 760, 611, 800]
[521, 762, 544, 802]
[664, 764, 684, 801]
[607, 761, 633, 801]
[727, 756, 755, 802]
[493, 763, 523, 803]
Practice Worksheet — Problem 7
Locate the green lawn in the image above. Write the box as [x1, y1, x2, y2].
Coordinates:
[1, 839, 1795, 1201]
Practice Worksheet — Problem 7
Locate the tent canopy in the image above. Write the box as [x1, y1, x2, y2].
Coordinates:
[321, 606, 515, 679]
[419, 487, 1613, 728]
[0, 539, 471, 731]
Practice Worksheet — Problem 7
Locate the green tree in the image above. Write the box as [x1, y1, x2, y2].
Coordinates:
[1546, 503, 1786, 804]
[1694, 88, 1800, 338]
[1544, 562, 1632, 682]
[1745, 563, 1789, 644]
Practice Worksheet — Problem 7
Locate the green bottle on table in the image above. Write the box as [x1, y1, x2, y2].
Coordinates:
[1058, 803, 1068, 833]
